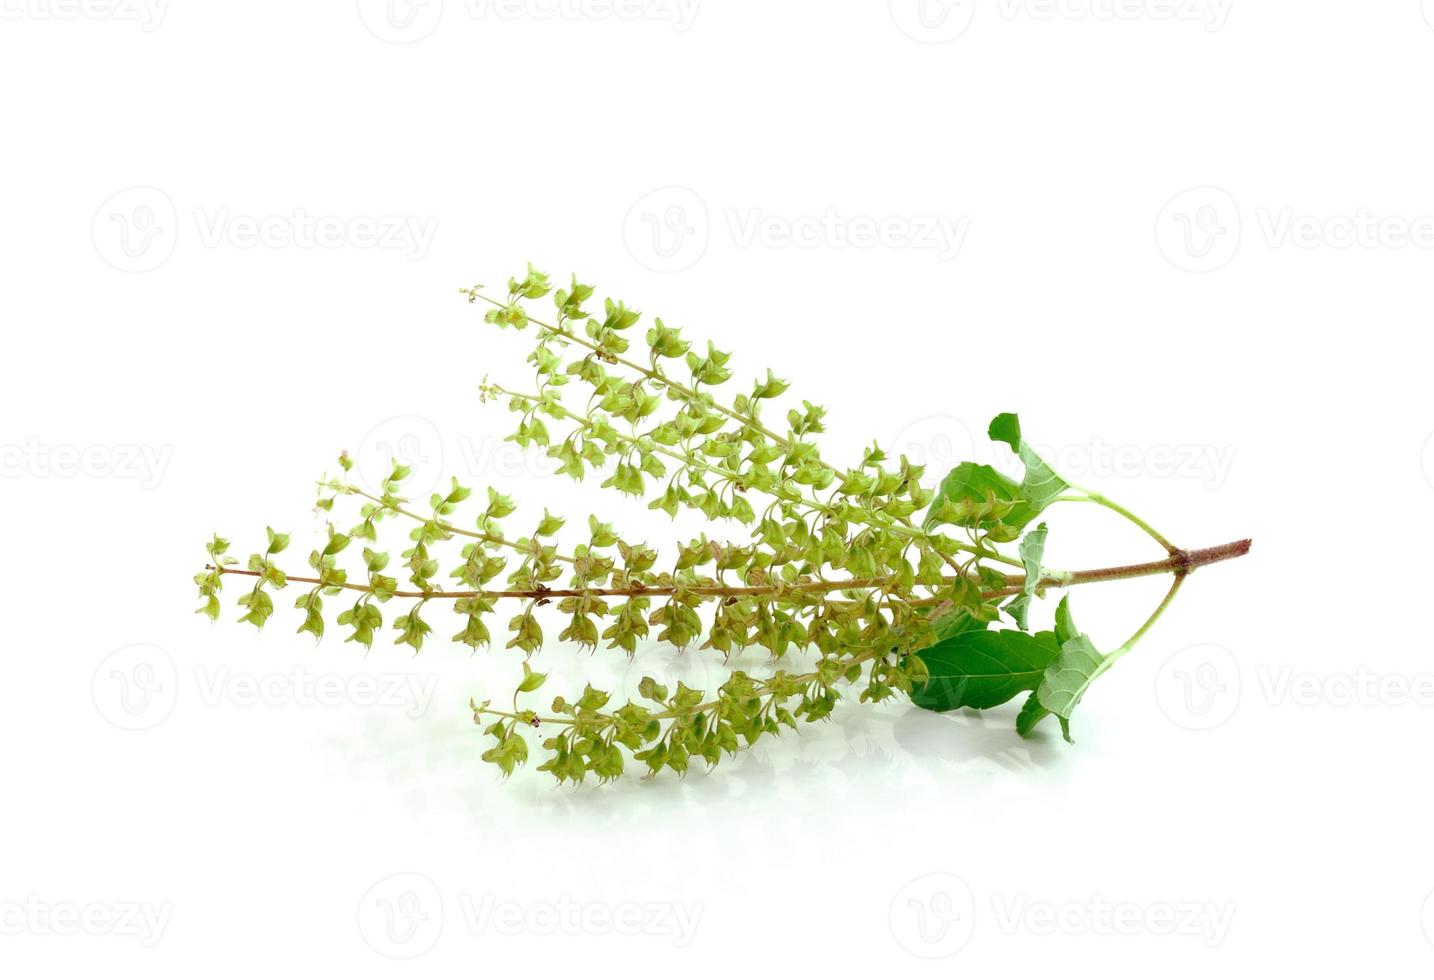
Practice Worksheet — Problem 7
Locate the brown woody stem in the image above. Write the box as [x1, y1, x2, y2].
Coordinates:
[212, 537, 1251, 603]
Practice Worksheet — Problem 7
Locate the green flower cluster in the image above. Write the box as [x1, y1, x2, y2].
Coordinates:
[195, 266, 1249, 784]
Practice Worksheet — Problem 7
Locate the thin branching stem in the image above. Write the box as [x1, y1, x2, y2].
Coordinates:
[211, 537, 1249, 603]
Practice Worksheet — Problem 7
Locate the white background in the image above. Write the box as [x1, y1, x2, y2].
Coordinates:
[3, 0, 1432, 974]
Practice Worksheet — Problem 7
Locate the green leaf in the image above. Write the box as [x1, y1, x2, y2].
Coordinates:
[925, 414, 1070, 540]
[911, 629, 1062, 711]
[922, 462, 1021, 537]
[1053, 594, 1078, 646]
[1013, 597, 1111, 743]
[930, 608, 986, 642]
[1015, 593, 1079, 736]
[987, 413, 1069, 528]
[1036, 633, 1107, 743]
[1003, 522, 1047, 630]
[928, 577, 995, 641]
[1015, 689, 1048, 737]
